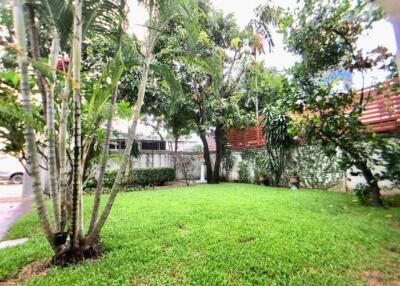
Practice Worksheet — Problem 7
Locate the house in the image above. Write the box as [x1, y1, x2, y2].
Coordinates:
[106, 115, 203, 179]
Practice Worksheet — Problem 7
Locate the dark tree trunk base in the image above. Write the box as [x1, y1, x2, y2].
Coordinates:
[52, 242, 103, 266]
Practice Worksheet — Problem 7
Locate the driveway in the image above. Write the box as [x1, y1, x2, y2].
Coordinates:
[0, 183, 33, 241]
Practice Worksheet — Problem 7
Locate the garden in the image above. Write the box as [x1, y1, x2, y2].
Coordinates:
[0, 0, 400, 285]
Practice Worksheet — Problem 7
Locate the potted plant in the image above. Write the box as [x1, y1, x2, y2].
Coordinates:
[289, 171, 300, 189]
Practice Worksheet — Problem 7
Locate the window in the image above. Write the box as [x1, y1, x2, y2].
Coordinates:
[109, 139, 126, 151]
[141, 140, 166, 151]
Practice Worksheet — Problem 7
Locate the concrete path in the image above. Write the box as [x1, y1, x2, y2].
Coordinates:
[0, 184, 33, 241]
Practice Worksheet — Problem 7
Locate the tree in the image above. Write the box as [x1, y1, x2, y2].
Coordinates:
[9, 0, 194, 264]
[260, 107, 294, 186]
[281, 0, 393, 206]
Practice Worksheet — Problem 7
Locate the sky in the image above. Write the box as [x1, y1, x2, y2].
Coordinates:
[127, 0, 399, 87]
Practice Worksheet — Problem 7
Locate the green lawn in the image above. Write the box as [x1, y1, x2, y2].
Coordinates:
[1, 184, 399, 285]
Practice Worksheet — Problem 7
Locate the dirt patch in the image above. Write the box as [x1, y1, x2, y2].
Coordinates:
[0, 259, 51, 286]
[239, 237, 256, 244]
[361, 269, 400, 286]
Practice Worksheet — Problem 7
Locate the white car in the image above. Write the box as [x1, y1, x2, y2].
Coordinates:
[0, 155, 24, 184]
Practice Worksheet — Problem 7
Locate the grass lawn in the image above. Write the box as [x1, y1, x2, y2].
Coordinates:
[0, 183, 399, 285]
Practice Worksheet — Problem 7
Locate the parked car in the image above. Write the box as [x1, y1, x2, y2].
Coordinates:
[0, 155, 24, 184]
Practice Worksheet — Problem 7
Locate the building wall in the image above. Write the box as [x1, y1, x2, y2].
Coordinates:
[108, 151, 202, 180]
[221, 148, 399, 192]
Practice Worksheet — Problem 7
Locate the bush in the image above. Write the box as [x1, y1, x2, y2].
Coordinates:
[86, 168, 176, 190]
[103, 170, 118, 188]
[83, 171, 116, 193]
[354, 183, 372, 205]
[238, 161, 250, 183]
[132, 167, 175, 187]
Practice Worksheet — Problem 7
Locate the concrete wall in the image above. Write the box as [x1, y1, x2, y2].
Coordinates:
[108, 151, 202, 180]
[221, 149, 399, 192]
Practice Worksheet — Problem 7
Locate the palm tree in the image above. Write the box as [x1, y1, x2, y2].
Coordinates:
[10, 0, 194, 265]
[86, 0, 193, 245]
[12, 0, 55, 249]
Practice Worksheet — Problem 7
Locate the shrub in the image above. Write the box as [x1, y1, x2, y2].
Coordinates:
[132, 167, 175, 187]
[223, 151, 236, 180]
[103, 170, 118, 188]
[238, 161, 250, 183]
[83, 171, 115, 193]
[86, 168, 176, 190]
[83, 177, 97, 193]
[354, 183, 372, 205]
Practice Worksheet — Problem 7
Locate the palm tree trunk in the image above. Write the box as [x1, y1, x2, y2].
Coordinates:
[26, 4, 48, 122]
[47, 35, 61, 231]
[85, 54, 152, 246]
[12, 0, 54, 248]
[88, 88, 118, 233]
[71, 0, 83, 248]
[86, 3, 159, 247]
[60, 57, 72, 232]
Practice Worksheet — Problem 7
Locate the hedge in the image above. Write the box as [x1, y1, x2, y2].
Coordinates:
[132, 167, 175, 187]
[96, 167, 175, 189]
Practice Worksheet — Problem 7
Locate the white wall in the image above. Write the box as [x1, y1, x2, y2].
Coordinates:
[107, 151, 202, 180]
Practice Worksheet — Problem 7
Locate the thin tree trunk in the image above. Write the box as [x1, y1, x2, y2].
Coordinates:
[47, 35, 61, 231]
[86, 2, 159, 246]
[88, 88, 118, 233]
[26, 4, 48, 122]
[60, 56, 72, 232]
[12, 0, 54, 248]
[199, 133, 213, 183]
[174, 136, 178, 152]
[71, 0, 83, 248]
[212, 123, 224, 183]
[356, 161, 383, 207]
[86, 55, 152, 246]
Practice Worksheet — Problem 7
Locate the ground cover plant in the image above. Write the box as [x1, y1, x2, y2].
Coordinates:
[0, 184, 399, 285]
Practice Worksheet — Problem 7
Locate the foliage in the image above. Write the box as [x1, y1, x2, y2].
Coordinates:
[259, 107, 294, 186]
[222, 150, 236, 180]
[285, 145, 342, 189]
[1, 184, 400, 285]
[132, 167, 176, 187]
[172, 153, 197, 185]
[380, 139, 400, 186]
[354, 183, 372, 206]
[281, 0, 391, 206]
[238, 161, 251, 183]
[242, 62, 288, 112]
[150, 0, 271, 183]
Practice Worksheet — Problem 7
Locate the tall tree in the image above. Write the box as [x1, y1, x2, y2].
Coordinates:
[8, 0, 137, 264]
[282, 0, 392, 206]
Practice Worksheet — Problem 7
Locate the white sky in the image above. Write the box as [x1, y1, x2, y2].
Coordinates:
[127, 0, 399, 87]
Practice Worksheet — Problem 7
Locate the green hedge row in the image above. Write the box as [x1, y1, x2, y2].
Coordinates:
[100, 168, 175, 188]
[133, 167, 175, 187]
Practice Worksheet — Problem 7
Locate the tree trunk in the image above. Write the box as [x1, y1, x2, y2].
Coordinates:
[59, 58, 72, 231]
[174, 136, 179, 152]
[199, 133, 213, 183]
[26, 4, 48, 122]
[212, 123, 224, 183]
[86, 54, 152, 246]
[88, 88, 118, 233]
[12, 0, 55, 248]
[47, 36, 61, 231]
[71, 0, 83, 248]
[356, 161, 383, 207]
